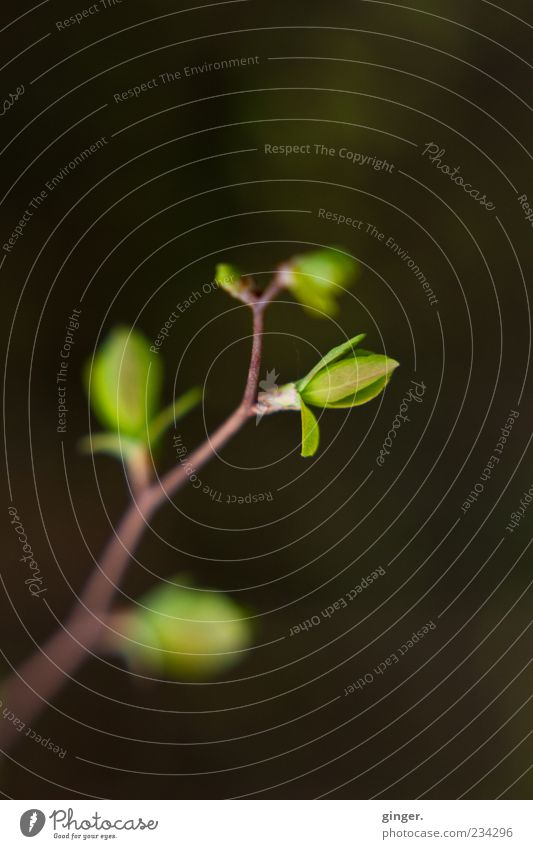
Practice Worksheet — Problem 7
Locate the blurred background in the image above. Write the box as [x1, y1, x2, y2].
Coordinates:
[1, 0, 532, 798]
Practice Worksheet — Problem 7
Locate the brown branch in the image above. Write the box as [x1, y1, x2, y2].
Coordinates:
[0, 274, 284, 756]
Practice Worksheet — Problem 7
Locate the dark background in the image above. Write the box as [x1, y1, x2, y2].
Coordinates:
[1, 0, 532, 798]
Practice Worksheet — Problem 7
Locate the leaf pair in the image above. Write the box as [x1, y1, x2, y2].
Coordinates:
[296, 334, 399, 457]
[259, 334, 399, 458]
[215, 249, 359, 317]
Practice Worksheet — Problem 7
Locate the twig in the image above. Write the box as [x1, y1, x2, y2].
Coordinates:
[0, 273, 285, 756]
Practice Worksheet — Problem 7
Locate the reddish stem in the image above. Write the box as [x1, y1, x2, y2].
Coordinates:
[0, 285, 280, 756]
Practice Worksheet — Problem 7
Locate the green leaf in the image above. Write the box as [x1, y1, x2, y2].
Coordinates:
[214, 263, 252, 301]
[78, 432, 143, 461]
[86, 326, 162, 439]
[300, 399, 320, 457]
[148, 387, 202, 445]
[116, 576, 254, 680]
[322, 374, 393, 408]
[301, 353, 399, 408]
[296, 334, 366, 393]
[288, 248, 359, 318]
[215, 263, 241, 289]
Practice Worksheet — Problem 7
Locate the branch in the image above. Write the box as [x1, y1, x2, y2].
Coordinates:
[0, 273, 285, 756]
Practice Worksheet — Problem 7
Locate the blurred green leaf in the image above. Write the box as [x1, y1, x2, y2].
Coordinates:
[78, 432, 143, 462]
[148, 387, 202, 445]
[214, 262, 253, 302]
[215, 262, 241, 288]
[287, 248, 359, 317]
[117, 576, 254, 680]
[85, 326, 162, 439]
